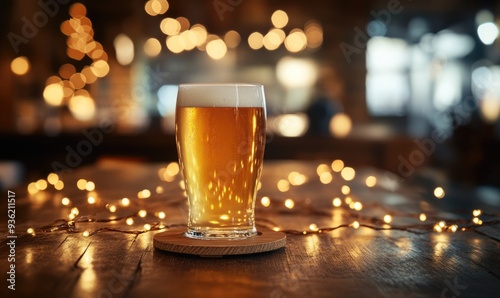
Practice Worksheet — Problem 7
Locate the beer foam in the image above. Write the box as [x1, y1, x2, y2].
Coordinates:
[177, 83, 265, 107]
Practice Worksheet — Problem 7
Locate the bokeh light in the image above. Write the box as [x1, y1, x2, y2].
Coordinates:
[11, 56, 30, 75]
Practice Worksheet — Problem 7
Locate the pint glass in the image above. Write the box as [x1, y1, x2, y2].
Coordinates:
[175, 84, 266, 239]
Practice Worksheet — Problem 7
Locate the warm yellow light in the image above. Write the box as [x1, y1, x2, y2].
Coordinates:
[341, 185, 351, 195]
[288, 172, 307, 186]
[166, 162, 180, 176]
[479, 94, 500, 123]
[27, 228, 35, 235]
[54, 180, 64, 190]
[261, 196, 271, 207]
[274, 113, 309, 137]
[340, 167, 355, 181]
[191, 24, 208, 47]
[11, 56, 30, 75]
[139, 210, 147, 217]
[450, 225, 458, 233]
[160, 18, 181, 36]
[276, 57, 318, 88]
[121, 198, 130, 206]
[472, 209, 482, 217]
[126, 218, 134, 225]
[36, 179, 48, 190]
[345, 196, 352, 204]
[27, 182, 39, 195]
[248, 32, 264, 50]
[383, 214, 392, 223]
[284, 198, 295, 209]
[166, 35, 184, 53]
[156, 186, 164, 194]
[151, 0, 169, 15]
[434, 224, 442, 232]
[43, 83, 64, 106]
[138, 189, 151, 199]
[434, 187, 445, 199]
[277, 179, 290, 192]
[438, 221, 446, 228]
[61, 197, 71, 206]
[316, 164, 330, 175]
[352, 221, 360, 229]
[332, 197, 342, 207]
[87, 196, 96, 204]
[271, 10, 289, 28]
[77, 179, 87, 190]
[331, 159, 344, 172]
[90, 60, 110, 77]
[329, 113, 352, 138]
[272, 227, 280, 232]
[47, 173, 59, 185]
[419, 213, 427, 221]
[353, 202, 363, 211]
[206, 39, 227, 60]
[144, 38, 162, 57]
[320, 172, 333, 184]
[365, 176, 377, 187]
[222, 30, 240, 49]
[144, 224, 152, 231]
[309, 223, 319, 232]
[158, 211, 166, 219]
[263, 30, 282, 50]
[85, 181, 95, 191]
[180, 30, 198, 51]
[284, 30, 307, 52]
[114, 34, 134, 66]
[83, 230, 90, 237]
[69, 94, 96, 121]
[144, 1, 157, 16]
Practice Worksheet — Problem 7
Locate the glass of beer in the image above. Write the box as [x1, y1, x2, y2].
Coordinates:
[175, 83, 266, 240]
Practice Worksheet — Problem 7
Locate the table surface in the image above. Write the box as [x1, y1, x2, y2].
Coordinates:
[1, 160, 500, 298]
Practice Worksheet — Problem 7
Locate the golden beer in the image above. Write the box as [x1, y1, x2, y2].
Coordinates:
[175, 84, 266, 239]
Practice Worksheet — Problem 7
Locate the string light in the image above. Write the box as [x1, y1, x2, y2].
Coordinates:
[383, 214, 392, 224]
[121, 198, 130, 206]
[284, 199, 295, 209]
[87, 197, 96, 204]
[21, 161, 500, 240]
[434, 187, 445, 199]
[261, 196, 271, 207]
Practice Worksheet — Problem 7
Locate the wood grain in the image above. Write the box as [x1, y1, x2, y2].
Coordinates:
[1, 161, 499, 298]
[153, 228, 286, 256]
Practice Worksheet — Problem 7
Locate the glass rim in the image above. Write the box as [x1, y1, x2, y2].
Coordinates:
[178, 83, 263, 88]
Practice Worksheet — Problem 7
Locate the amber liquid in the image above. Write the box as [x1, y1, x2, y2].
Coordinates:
[175, 106, 266, 237]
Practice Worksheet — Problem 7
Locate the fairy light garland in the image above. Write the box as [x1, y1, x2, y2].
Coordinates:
[22, 160, 500, 240]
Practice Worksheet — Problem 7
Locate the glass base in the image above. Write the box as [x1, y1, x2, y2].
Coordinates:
[185, 227, 258, 240]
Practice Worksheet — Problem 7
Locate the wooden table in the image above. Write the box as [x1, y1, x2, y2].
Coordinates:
[1, 160, 499, 297]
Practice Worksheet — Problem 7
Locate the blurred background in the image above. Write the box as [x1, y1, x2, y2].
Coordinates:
[1, 0, 500, 190]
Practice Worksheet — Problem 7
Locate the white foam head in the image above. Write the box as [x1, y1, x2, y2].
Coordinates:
[177, 83, 265, 107]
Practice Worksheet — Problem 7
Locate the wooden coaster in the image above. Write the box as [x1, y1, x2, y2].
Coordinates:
[153, 228, 286, 257]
